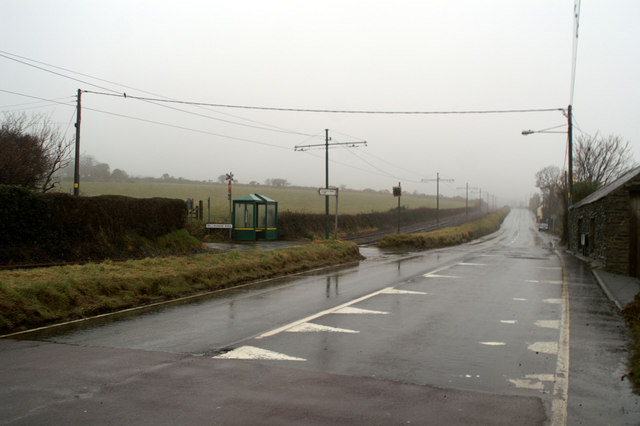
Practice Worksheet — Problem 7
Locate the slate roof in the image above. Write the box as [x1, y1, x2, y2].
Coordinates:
[571, 166, 640, 209]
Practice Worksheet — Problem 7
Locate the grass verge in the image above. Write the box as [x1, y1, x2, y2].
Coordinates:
[377, 207, 510, 250]
[0, 240, 363, 335]
[621, 296, 640, 392]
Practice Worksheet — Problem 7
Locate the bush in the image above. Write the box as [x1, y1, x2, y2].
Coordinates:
[278, 206, 467, 240]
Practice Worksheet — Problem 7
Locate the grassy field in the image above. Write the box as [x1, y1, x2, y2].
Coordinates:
[0, 241, 363, 335]
[57, 181, 469, 217]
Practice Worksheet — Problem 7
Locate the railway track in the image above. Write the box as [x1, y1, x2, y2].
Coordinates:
[345, 211, 488, 246]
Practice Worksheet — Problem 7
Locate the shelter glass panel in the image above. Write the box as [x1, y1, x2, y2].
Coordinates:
[267, 205, 277, 228]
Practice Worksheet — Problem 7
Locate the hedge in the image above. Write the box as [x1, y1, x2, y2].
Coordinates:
[0, 185, 187, 264]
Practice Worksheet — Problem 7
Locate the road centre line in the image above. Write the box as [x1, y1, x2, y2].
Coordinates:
[551, 254, 571, 426]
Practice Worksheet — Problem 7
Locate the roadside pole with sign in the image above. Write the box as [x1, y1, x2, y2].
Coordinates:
[318, 187, 339, 239]
[393, 182, 402, 233]
[226, 172, 234, 239]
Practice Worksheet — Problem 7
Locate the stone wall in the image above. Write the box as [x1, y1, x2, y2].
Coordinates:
[569, 173, 640, 276]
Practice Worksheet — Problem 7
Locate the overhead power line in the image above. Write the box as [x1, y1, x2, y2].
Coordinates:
[0, 51, 315, 136]
[83, 90, 563, 115]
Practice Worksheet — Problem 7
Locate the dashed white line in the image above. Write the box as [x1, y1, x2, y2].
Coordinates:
[423, 274, 462, 279]
[528, 341, 558, 355]
[535, 320, 560, 330]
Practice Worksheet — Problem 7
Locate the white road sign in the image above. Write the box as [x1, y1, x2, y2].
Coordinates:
[318, 188, 338, 196]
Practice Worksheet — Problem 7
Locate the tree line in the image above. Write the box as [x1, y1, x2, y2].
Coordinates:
[1, 112, 301, 191]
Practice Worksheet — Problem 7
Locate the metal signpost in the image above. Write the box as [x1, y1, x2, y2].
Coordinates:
[393, 183, 402, 232]
[226, 172, 234, 239]
[318, 187, 339, 238]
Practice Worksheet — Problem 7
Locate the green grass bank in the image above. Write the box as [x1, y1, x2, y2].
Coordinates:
[0, 240, 363, 335]
[377, 207, 510, 250]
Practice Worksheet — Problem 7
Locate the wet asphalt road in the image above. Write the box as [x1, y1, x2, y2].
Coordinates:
[3, 209, 639, 424]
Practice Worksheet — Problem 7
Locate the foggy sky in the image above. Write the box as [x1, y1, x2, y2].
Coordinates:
[2, 1, 639, 205]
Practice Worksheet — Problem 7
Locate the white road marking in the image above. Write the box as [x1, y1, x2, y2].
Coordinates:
[213, 346, 306, 361]
[423, 274, 462, 279]
[255, 286, 395, 339]
[334, 307, 388, 315]
[544, 298, 562, 304]
[285, 322, 359, 334]
[513, 298, 528, 301]
[500, 320, 518, 324]
[527, 374, 555, 382]
[480, 342, 506, 346]
[458, 262, 487, 266]
[551, 256, 571, 426]
[380, 288, 428, 295]
[509, 379, 545, 391]
[528, 341, 558, 355]
[535, 320, 560, 330]
[526, 280, 562, 285]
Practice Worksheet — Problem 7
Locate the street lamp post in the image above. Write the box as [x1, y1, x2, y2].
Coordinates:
[522, 105, 573, 248]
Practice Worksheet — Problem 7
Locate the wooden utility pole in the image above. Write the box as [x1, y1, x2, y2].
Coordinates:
[73, 89, 81, 196]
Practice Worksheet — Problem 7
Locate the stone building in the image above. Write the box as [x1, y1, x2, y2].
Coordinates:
[568, 166, 640, 277]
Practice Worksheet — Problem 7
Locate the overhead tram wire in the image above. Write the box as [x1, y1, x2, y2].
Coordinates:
[301, 148, 413, 182]
[0, 51, 315, 137]
[343, 147, 421, 183]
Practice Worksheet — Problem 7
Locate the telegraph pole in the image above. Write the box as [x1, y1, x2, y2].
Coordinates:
[295, 130, 366, 239]
[567, 104, 573, 206]
[422, 172, 454, 224]
[73, 89, 81, 196]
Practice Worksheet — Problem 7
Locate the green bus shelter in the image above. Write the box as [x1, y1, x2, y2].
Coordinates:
[232, 194, 278, 241]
